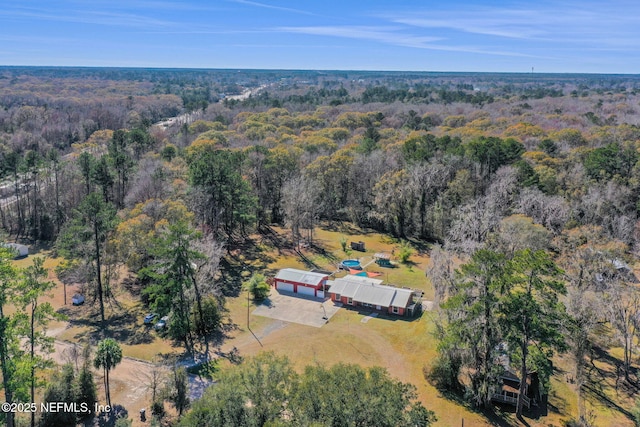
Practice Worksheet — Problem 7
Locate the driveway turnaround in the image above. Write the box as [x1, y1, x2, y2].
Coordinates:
[252, 291, 341, 328]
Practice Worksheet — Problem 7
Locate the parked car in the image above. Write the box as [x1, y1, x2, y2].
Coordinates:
[144, 313, 158, 325]
[72, 294, 85, 306]
[155, 315, 169, 331]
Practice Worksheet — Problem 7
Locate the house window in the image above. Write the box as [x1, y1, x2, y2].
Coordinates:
[334, 294, 341, 301]
[347, 297, 353, 305]
[363, 303, 371, 308]
[392, 306, 399, 314]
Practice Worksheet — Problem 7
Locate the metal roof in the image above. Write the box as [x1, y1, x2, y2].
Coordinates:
[390, 290, 412, 308]
[354, 284, 395, 307]
[612, 259, 630, 270]
[326, 280, 359, 298]
[275, 268, 327, 286]
[328, 277, 413, 308]
[341, 274, 384, 285]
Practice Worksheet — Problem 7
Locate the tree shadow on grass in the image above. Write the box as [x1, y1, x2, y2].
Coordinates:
[582, 383, 634, 420]
[545, 389, 567, 415]
[580, 345, 636, 421]
[218, 257, 246, 297]
[430, 387, 516, 427]
[309, 242, 339, 263]
[59, 305, 154, 345]
[219, 236, 277, 297]
[582, 373, 635, 421]
[208, 321, 239, 347]
[405, 237, 434, 255]
[295, 248, 320, 270]
[399, 259, 419, 270]
[214, 346, 244, 365]
[320, 221, 368, 235]
[349, 307, 423, 323]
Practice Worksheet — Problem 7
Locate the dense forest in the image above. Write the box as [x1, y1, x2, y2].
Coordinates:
[1, 67, 640, 426]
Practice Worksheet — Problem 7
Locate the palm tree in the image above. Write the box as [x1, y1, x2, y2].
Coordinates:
[93, 338, 122, 407]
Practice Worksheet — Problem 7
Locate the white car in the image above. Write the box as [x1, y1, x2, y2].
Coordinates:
[72, 294, 85, 305]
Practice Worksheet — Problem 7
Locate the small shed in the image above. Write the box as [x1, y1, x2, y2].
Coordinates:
[350, 241, 365, 251]
[374, 252, 393, 268]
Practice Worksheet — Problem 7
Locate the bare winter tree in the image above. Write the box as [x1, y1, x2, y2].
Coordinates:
[446, 197, 494, 254]
[370, 169, 416, 237]
[483, 166, 519, 219]
[281, 175, 320, 248]
[488, 214, 551, 258]
[558, 225, 640, 382]
[517, 187, 569, 235]
[565, 288, 600, 425]
[606, 282, 640, 381]
[446, 166, 519, 254]
[346, 151, 392, 227]
[578, 181, 635, 242]
[124, 157, 169, 208]
[426, 244, 457, 304]
[408, 159, 454, 239]
[193, 234, 225, 296]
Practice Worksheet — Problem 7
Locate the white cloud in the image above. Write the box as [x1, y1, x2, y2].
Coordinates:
[276, 26, 441, 49]
[275, 25, 546, 58]
[230, 0, 314, 16]
[0, 5, 177, 29]
[385, 2, 640, 50]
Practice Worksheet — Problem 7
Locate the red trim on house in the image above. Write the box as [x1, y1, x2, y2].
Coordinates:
[276, 275, 329, 296]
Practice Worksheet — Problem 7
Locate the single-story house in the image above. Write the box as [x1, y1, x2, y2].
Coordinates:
[328, 275, 417, 316]
[274, 268, 329, 298]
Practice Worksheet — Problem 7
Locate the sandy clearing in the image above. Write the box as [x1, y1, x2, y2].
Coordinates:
[44, 336, 212, 427]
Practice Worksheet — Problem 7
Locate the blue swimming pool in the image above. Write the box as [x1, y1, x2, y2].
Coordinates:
[340, 259, 362, 270]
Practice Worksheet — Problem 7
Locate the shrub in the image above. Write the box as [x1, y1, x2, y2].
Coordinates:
[114, 416, 133, 427]
[244, 273, 270, 301]
[339, 235, 347, 252]
[397, 241, 414, 263]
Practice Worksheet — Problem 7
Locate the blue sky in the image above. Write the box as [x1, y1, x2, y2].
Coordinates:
[1, 0, 639, 73]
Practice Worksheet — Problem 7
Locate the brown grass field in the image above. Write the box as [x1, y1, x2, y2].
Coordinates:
[217, 224, 636, 427]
